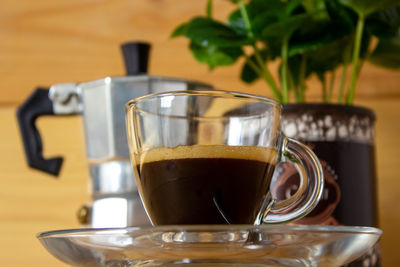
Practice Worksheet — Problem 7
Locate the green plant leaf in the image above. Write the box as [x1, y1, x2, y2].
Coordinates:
[189, 41, 243, 70]
[240, 49, 269, 83]
[368, 36, 400, 69]
[291, 55, 307, 80]
[288, 38, 337, 57]
[306, 37, 352, 74]
[251, 12, 281, 39]
[288, 1, 356, 57]
[262, 13, 313, 42]
[287, 55, 309, 87]
[249, 0, 292, 18]
[338, 0, 400, 17]
[284, 0, 303, 17]
[228, 0, 283, 37]
[170, 22, 189, 38]
[289, 23, 350, 57]
[301, 0, 329, 20]
[325, 0, 357, 32]
[176, 17, 251, 47]
[366, 7, 400, 39]
[228, 0, 304, 37]
[228, 8, 247, 36]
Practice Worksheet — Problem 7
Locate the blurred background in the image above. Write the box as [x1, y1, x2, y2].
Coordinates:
[0, 0, 399, 266]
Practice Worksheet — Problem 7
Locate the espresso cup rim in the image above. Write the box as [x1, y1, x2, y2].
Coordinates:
[125, 89, 282, 118]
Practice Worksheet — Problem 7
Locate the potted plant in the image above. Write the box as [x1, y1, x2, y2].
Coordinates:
[171, 0, 399, 266]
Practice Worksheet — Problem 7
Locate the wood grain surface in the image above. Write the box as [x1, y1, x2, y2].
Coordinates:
[0, 0, 399, 266]
[0, 0, 399, 105]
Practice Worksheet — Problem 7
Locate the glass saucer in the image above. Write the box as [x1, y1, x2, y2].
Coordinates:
[38, 225, 381, 267]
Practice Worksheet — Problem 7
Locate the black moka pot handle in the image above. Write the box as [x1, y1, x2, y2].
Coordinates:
[16, 88, 63, 176]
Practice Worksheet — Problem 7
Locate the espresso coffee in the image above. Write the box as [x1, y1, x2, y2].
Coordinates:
[132, 145, 278, 225]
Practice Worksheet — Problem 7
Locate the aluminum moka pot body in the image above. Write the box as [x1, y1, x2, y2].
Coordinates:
[17, 42, 212, 227]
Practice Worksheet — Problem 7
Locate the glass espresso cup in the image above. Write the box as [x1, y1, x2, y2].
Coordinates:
[125, 90, 324, 225]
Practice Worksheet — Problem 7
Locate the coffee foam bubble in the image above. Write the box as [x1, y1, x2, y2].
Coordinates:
[134, 145, 278, 165]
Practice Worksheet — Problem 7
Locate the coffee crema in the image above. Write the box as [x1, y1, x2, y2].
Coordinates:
[132, 145, 278, 225]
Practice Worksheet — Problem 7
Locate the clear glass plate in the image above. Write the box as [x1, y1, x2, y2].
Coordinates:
[38, 225, 381, 267]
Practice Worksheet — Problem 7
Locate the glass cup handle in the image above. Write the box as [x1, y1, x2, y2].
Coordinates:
[261, 136, 324, 224]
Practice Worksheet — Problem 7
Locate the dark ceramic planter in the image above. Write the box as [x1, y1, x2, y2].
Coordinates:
[275, 104, 380, 267]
